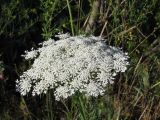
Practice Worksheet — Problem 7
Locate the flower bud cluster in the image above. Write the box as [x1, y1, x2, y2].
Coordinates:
[16, 34, 129, 101]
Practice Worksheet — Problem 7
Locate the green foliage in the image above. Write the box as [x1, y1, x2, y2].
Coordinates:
[0, 0, 160, 119]
[40, 0, 60, 39]
[0, 0, 38, 38]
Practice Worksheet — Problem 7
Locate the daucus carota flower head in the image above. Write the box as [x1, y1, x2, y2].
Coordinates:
[16, 33, 129, 101]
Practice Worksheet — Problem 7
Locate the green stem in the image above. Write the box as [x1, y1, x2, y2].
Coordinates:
[46, 91, 53, 120]
[78, 95, 87, 120]
[66, 0, 75, 35]
[151, 80, 160, 89]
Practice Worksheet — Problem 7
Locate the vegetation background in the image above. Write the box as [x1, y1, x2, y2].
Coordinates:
[0, 0, 160, 119]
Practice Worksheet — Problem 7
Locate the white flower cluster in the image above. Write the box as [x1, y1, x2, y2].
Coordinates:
[16, 34, 129, 101]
